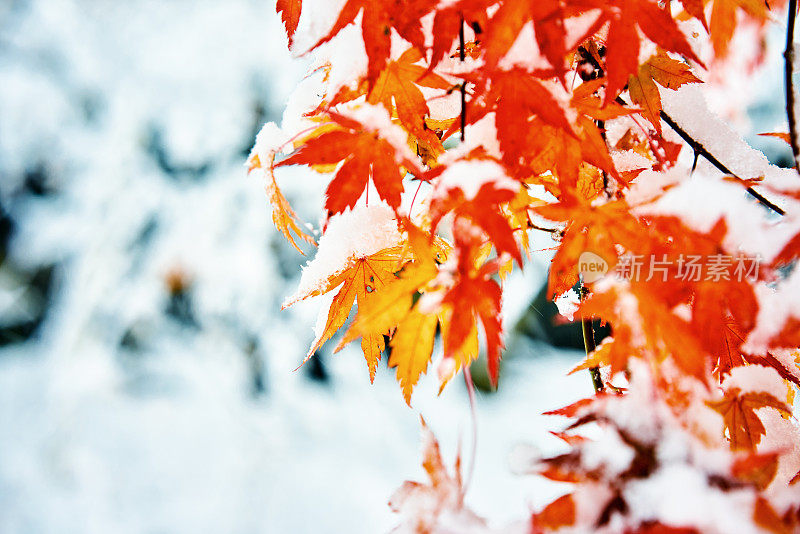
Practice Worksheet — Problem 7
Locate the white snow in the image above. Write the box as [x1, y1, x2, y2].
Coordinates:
[554, 288, 581, 322]
[745, 267, 800, 353]
[249, 122, 286, 164]
[660, 84, 799, 199]
[339, 104, 419, 164]
[435, 159, 519, 200]
[285, 202, 402, 305]
[633, 171, 800, 264]
[624, 465, 760, 534]
[722, 365, 787, 400]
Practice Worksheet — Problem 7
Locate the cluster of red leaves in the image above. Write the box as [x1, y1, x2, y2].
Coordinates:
[531, 378, 800, 533]
[259, 0, 800, 531]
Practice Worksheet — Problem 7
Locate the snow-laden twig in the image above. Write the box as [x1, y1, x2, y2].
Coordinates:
[660, 110, 786, 216]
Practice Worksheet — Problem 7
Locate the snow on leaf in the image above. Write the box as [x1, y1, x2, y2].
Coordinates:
[276, 107, 421, 213]
[628, 52, 702, 133]
[707, 388, 789, 451]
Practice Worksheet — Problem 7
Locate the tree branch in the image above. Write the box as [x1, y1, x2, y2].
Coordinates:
[459, 15, 466, 142]
[579, 284, 605, 394]
[660, 110, 786, 216]
[785, 0, 800, 171]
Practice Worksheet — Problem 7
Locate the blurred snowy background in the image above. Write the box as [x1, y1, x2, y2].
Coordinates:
[0, 1, 791, 533]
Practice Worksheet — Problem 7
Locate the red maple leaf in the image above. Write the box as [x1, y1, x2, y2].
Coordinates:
[276, 111, 421, 214]
[310, 0, 438, 87]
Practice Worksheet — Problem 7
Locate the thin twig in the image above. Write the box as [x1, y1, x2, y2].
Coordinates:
[579, 284, 605, 393]
[660, 110, 786, 216]
[459, 14, 467, 142]
[461, 366, 478, 497]
[785, 0, 800, 171]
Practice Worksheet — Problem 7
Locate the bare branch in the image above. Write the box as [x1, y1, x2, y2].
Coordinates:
[785, 0, 800, 171]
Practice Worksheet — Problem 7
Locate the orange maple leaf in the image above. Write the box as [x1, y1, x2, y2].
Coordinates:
[275, 112, 421, 214]
[310, 0, 437, 87]
[389, 304, 439, 404]
[707, 388, 790, 451]
[628, 52, 702, 132]
[329, 47, 452, 166]
[285, 245, 406, 381]
[604, 0, 702, 103]
[252, 153, 316, 254]
[709, 0, 767, 57]
[440, 219, 505, 386]
[531, 493, 576, 532]
[276, 0, 302, 47]
[367, 47, 452, 137]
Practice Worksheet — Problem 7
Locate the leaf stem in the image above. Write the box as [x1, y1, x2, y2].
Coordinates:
[579, 283, 604, 393]
[461, 365, 478, 498]
[785, 0, 800, 172]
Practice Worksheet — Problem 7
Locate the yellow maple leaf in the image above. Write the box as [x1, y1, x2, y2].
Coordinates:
[389, 304, 439, 405]
[252, 154, 317, 254]
[287, 246, 406, 381]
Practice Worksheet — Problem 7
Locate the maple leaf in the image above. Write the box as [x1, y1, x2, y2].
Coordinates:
[276, 0, 302, 47]
[482, 0, 605, 75]
[429, 0, 492, 69]
[759, 132, 792, 145]
[628, 52, 702, 132]
[337, 221, 441, 346]
[310, 0, 437, 87]
[330, 46, 452, 161]
[707, 387, 790, 451]
[603, 0, 702, 103]
[464, 68, 574, 170]
[368, 47, 452, 135]
[713, 317, 748, 379]
[285, 245, 406, 381]
[579, 284, 710, 381]
[731, 451, 780, 491]
[531, 493, 576, 532]
[275, 111, 421, 214]
[439, 219, 505, 386]
[389, 304, 439, 405]
[252, 154, 316, 254]
[390, 418, 486, 531]
[428, 164, 523, 266]
[709, 0, 767, 57]
[691, 279, 758, 380]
